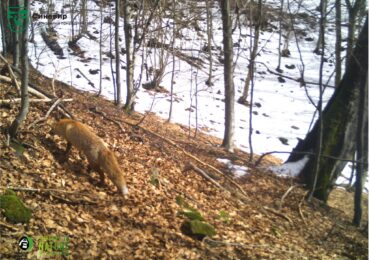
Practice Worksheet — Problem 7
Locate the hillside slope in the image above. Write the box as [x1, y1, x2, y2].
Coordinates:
[0, 66, 368, 259]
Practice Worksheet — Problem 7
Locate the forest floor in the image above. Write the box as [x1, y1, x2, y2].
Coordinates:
[0, 65, 368, 259]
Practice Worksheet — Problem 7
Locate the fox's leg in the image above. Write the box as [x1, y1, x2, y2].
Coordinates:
[60, 142, 72, 163]
[96, 168, 106, 186]
[87, 163, 106, 186]
[65, 142, 72, 155]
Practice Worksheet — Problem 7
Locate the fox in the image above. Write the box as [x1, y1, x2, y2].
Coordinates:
[51, 118, 129, 195]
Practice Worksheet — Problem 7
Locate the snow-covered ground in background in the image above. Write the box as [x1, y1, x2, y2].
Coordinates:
[0, 0, 363, 188]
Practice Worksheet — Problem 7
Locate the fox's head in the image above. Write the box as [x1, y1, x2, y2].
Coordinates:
[102, 150, 129, 196]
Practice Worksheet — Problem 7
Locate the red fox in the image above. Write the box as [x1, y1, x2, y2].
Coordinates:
[51, 119, 129, 195]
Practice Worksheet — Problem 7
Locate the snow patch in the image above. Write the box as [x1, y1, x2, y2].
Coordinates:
[217, 158, 248, 178]
[269, 156, 309, 177]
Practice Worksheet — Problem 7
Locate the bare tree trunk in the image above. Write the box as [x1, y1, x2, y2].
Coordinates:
[276, 0, 284, 72]
[220, 0, 235, 152]
[205, 0, 214, 86]
[123, 0, 135, 112]
[168, 0, 176, 122]
[353, 73, 368, 227]
[8, 0, 30, 138]
[115, 0, 121, 105]
[81, 0, 88, 34]
[238, 0, 262, 106]
[345, 0, 365, 69]
[308, 0, 326, 202]
[335, 0, 342, 87]
[314, 0, 327, 54]
[98, 2, 103, 96]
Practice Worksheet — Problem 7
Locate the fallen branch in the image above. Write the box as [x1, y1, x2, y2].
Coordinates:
[185, 162, 229, 193]
[0, 74, 73, 119]
[0, 98, 73, 105]
[263, 206, 293, 224]
[1, 186, 77, 194]
[75, 68, 95, 88]
[0, 220, 19, 231]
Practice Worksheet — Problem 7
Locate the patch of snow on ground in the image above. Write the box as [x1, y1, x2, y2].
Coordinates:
[217, 158, 248, 178]
[269, 156, 310, 177]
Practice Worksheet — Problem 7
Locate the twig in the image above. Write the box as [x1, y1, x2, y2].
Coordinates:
[279, 185, 298, 211]
[298, 191, 308, 225]
[1, 186, 77, 194]
[203, 237, 268, 248]
[89, 107, 125, 132]
[255, 150, 365, 167]
[48, 192, 97, 205]
[263, 206, 293, 224]
[28, 98, 64, 129]
[0, 54, 20, 94]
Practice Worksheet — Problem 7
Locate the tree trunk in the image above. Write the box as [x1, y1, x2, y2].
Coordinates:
[115, 0, 121, 105]
[205, 0, 214, 86]
[286, 17, 368, 202]
[123, 0, 135, 112]
[238, 0, 262, 105]
[345, 0, 365, 69]
[220, 0, 235, 152]
[98, 2, 103, 96]
[8, 0, 30, 138]
[334, 0, 342, 87]
[353, 73, 368, 226]
[314, 0, 327, 54]
[276, 0, 284, 72]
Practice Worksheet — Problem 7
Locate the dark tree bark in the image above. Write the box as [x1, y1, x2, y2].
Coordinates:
[286, 17, 368, 202]
[353, 74, 368, 227]
[344, 0, 366, 69]
[220, 0, 235, 152]
[0, 1, 12, 54]
[8, 0, 30, 138]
